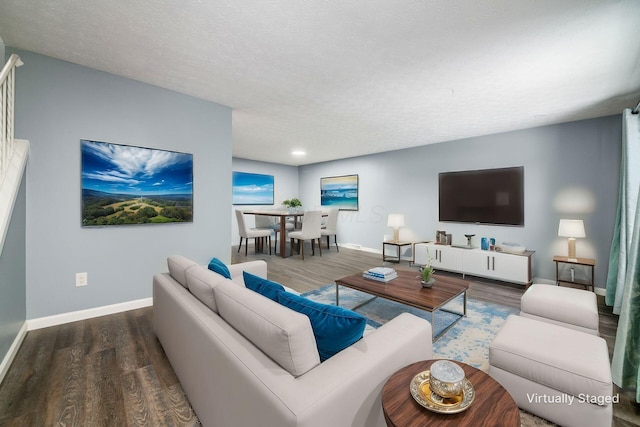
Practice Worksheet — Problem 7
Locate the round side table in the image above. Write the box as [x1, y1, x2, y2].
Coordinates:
[382, 360, 520, 427]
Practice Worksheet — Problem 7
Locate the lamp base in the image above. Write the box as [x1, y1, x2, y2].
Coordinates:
[567, 238, 577, 259]
[393, 228, 400, 243]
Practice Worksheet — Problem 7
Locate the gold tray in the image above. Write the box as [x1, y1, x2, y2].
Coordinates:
[409, 370, 475, 414]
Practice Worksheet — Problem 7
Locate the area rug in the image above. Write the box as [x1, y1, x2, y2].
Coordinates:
[301, 284, 556, 427]
[302, 284, 516, 370]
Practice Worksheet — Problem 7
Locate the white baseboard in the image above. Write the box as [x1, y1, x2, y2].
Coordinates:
[27, 297, 153, 331]
[0, 321, 28, 385]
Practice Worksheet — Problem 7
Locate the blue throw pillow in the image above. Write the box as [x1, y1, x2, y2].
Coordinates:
[208, 257, 231, 279]
[276, 291, 366, 361]
[243, 271, 285, 301]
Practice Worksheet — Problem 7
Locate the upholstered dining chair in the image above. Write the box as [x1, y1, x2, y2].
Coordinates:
[271, 219, 294, 255]
[321, 208, 339, 252]
[235, 210, 272, 256]
[288, 211, 322, 260]
[253, 215, 275, 252]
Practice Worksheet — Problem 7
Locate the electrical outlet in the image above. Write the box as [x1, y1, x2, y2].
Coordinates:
[76, 272, 88, 287]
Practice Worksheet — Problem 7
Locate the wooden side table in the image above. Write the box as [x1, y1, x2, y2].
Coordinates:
[382, 241, 413, 263]
[382, 360, 520, 427]
[553, 256, 595, 291]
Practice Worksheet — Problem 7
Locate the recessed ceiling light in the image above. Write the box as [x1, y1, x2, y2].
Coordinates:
[291, 150, 306, 156]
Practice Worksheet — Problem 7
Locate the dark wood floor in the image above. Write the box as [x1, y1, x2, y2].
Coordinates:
[0, 245, 637, 426]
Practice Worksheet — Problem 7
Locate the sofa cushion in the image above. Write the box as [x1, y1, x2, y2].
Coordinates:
[243, 271, 285, 301]
[167, 255, 198, 288]
[276, 291, 366, 361]
[186, 265, 231, 313]
[208, 257, 231, 279]
[214, 281, 320, 377]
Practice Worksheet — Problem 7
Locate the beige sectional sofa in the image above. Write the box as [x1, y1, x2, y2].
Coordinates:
[153, 255, 433, 427]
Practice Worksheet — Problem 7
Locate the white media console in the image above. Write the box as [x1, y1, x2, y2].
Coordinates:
[413, 242, 534, 285]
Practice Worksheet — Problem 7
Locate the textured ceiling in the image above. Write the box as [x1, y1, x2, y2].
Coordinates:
[1, 0, 639, 165]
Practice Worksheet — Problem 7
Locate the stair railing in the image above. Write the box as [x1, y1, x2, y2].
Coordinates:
[0, 54, 23, 186]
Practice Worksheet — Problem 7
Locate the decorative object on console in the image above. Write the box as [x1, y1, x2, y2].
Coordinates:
[495, 242, 527, 254]
[558, 219, 586, 260]
[464, 234, 475, 247]
[387, 213, 405, 242]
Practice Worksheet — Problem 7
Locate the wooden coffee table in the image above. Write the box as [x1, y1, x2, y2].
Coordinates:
[334, 270, 468, 340]
[382, 360, 520, 427]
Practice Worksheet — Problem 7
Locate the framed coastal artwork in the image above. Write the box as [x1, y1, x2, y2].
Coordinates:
[232, 171, 275, 205]
[81, 139, 193, 226]
[320, 174, 359, 211]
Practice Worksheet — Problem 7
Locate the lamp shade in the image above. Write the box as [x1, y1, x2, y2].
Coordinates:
[387, 213, 405, 228]
[558, 219, 586, 238]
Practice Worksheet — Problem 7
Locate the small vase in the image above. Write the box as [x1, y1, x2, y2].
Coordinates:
[421, 277, 435, 288]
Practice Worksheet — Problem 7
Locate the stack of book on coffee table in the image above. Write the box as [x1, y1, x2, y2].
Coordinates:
[363, 267, 398, 282]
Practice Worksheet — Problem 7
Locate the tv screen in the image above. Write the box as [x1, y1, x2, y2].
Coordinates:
[439, 166, 524, 226]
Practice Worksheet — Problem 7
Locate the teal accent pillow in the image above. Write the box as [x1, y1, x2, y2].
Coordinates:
[208, 257, 231, 279]
[276, 291, 366, 361]
[243, 271, 285, 301]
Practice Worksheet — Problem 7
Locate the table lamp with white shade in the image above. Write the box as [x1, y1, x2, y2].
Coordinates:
[558, 219, 585, 261]
[387, 213, 405, 243]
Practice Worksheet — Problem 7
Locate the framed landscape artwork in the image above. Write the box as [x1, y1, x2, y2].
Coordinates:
[232, 171, 275, 205]
[81, 139, 193, 226]
[320, 174, 359, 211]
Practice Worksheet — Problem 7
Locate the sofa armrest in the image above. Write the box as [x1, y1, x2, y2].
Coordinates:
[228, 260, 268, 284]
[282, 312, 432, 427]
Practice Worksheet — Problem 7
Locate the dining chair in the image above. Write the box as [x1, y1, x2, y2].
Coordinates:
[270, 219, 294, 255]
[321, 208, 339, 252]
[288, 211, 322, 260]
[254, 215, 275, 252]
[236, 210, 272, 256]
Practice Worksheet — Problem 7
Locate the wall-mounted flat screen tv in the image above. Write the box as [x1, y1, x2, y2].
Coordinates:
[439, 166, 524, 226]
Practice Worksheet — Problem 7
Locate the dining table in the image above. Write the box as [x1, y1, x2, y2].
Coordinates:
[242, 210, 305, 258]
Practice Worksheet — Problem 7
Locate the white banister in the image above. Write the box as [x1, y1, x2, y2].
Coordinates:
[0, 54, 23, 186]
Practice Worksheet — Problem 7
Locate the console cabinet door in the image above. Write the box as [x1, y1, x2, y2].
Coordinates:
[414, 244, 463, 272]
[492, 252, 531, 284]
[463, 250, 531, 284]
[413, 243, 430, 266]
[416, 243, 462, 273]
[462, 251, 494, 279]
[437, 246, 464, 272]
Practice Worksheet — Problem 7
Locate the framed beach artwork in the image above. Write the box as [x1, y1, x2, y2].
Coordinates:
[320, 174, 359, 211]
[81, 139, 193, 226]
[232, 171, 275, 205]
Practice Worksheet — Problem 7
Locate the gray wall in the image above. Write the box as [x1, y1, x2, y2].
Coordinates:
[1, 36, 5, 67]
[299, 116, 621, 288]
[11, 49, 232, 319]
[0, 176, 26, 363]
[230, 158, 298, 245]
